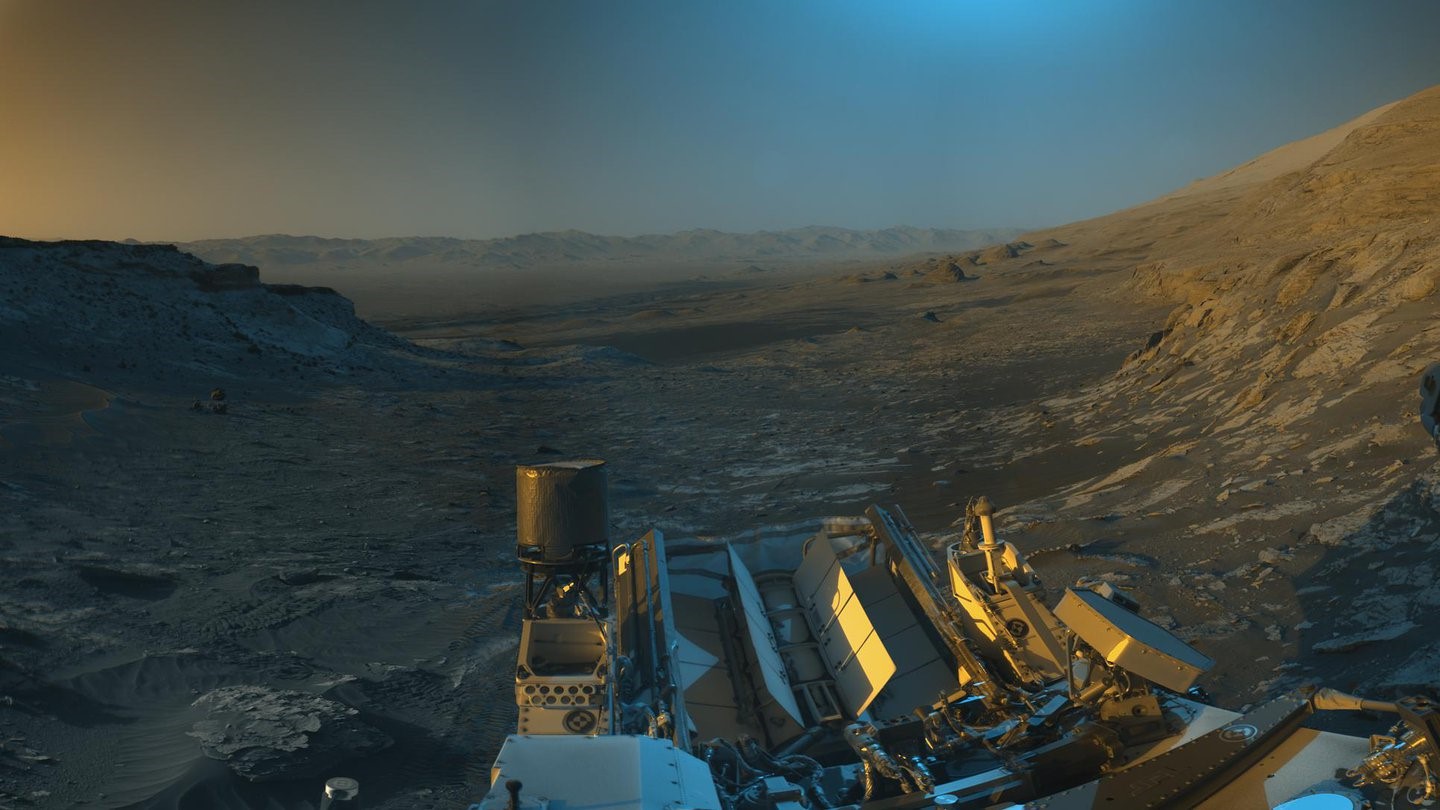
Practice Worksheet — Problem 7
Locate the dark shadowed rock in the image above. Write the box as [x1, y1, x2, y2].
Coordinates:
[1311, 621, 1416, 654]
[192, 263, 260, 291]
[266, 283, 341, 297]
[277, 567, 324, 586]
[0, 235, 436, 388]
[188, 685, 391, 782]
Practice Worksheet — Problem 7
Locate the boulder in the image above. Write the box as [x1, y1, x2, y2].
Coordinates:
[925, 262, 969, 283]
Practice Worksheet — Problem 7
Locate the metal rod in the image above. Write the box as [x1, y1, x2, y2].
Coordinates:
[865, 504, 1007, 707]
[973, 496, 1003, 594]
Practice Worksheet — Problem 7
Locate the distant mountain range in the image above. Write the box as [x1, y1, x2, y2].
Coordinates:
[176, 226, 1023, 270]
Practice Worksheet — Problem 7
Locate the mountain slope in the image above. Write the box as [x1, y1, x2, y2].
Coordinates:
[985, 85, 1440, 699]
[1161, 99, 1403, 200]
[1093, 85, 1440, 425]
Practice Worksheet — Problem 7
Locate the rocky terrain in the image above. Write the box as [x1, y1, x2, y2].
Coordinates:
[0, 238, 455, 393]
[2, 85, 1440, 808]
[1000, 85, 1440, 703]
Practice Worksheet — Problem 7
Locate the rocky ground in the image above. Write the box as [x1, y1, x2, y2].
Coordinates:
[3, 85, 1440, 809]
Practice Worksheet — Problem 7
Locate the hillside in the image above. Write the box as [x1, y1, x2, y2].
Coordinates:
[1027, 85, 1440, 482]
[962, 85, 1440, 698]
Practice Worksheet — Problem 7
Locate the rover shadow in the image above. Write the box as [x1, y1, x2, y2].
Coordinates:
[1291, 463, 1440, 734]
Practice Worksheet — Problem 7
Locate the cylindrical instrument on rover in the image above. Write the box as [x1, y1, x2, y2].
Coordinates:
[515, 459, 609, 564]
[319, 776, 360, 809]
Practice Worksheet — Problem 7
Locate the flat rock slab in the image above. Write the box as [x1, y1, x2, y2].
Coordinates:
[188, 685, 391, 782]
[1311, 621, 1416, 654]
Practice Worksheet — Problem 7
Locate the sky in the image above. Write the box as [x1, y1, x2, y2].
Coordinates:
[3, 0, 1440, 242]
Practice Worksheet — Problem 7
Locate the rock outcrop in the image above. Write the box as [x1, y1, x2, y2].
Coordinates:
[188, 686, 392, 782]
[1003, 87, 1440, 685]
[0, 237, 438, 388]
